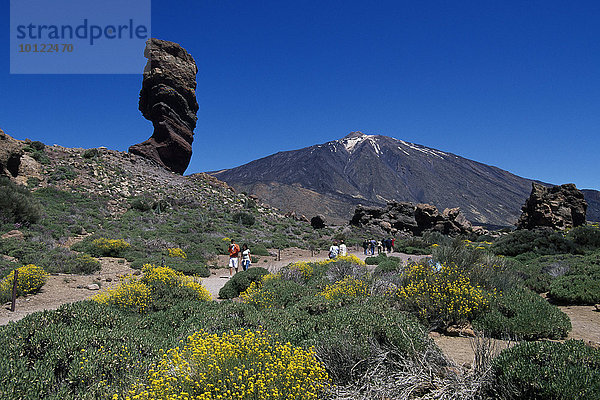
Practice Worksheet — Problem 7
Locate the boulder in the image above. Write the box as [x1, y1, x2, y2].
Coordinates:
[1, 230, 24, 241]
[350, 201, 472, 236]
[129, 38, 199, 174]
[517, 183, 587, 230]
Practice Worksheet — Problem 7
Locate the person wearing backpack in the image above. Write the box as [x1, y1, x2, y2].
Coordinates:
[228, 239, 241, 276]
[329, 241, 339, 259]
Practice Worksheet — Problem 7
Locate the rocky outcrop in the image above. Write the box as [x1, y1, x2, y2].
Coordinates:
[350, 201, 472, 236]
[129, 38, 199, 174]
[517, 183, 587, 230]
[0, 129, 23, 178]
[311, 215, 327, 229]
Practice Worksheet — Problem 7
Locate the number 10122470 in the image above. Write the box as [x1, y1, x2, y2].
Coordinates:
[18, 43, 74, 52]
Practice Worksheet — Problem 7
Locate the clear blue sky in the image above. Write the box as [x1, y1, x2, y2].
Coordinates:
[1, 1, 599, 190]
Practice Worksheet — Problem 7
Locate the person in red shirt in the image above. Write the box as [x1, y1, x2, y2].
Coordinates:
[228, 239, 241, 276]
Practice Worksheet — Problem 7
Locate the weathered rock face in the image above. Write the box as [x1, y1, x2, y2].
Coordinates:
[0, 129, 23, 178]
[517, 183, 587, 230]
[350, 201, 472, 236]
[129, 38, 199, 174]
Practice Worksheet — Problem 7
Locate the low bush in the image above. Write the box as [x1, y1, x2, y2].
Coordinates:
[318, 276, 370, 301]
[567, 224, 600, 250]
[251, 243, 271, 256]
[394, 262, 492, 327]
[473, 287, 571, 340]
[549, 273, 600, 305]
[48, 165, 78, 182]
[91, 238, 130, 257]
[0, 264, 48, 301]
[365, 253, 387, 265]
[82, 148, 99, 159]
[394, 237, 432, 255]
[117, 329, 330, 400]
[218, 267, 269, 299]
[92, 278, 152, 313]
[374, 256, 402, 275]
[232, 211, 256, 227]
[0, 177, 42, 225]
[491, 229, 578, 257]
[493, 340, 600, 400]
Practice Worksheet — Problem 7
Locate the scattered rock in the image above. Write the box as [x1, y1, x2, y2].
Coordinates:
[517, 183, 587, 230]
[595, 304, 600, 312]
[444, 325, 475, 337]
[310, 215, 327, 229]
[105, 277, 112, 282]
[350, 201, 473, 236]
[1, 255, 17, 262]
[86, 284, 100, 291]
[129, 38, 199, 174]
[1, 230, 24, 241]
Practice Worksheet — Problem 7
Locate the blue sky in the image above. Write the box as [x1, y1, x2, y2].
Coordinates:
[1, 1, 599, 190]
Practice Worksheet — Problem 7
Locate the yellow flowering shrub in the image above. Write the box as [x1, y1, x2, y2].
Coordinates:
[116, 329, 330, 400]
[315, 254, 366, 267]
[141, 264, 211, 301]
[240, 276, 276, 309]
[394, 262, 492, 324]
[318, 276, 370, 300]
[0, 264, 48, 297]
[167, 247, 187, 258]
[92, 238, 130, 256]
[92, 277, 152, 313]
[287, 261, 314, 280]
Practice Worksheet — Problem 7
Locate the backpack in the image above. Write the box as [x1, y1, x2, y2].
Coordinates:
[329, 247, 338, 259]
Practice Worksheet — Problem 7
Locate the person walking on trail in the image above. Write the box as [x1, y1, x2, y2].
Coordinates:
[370, 239, 376, 255]
[228, 239, 241, 276]
[329, 241, 340, 259]
[339, 240, 347, 257]
[377, 240, 383, 255]
[362, 240, 369, 255]
[241, 243, 251, 271]
[391, 237, 395, 253]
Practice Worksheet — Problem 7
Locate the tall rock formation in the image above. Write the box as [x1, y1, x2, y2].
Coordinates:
[517, 183, 587, 230]
[129, 38, 199, 174]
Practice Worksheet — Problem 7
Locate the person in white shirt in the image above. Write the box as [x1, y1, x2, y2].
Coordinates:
[339, 240, 347, 257]
[241, 244, 251, 271]
[329, 241, 340, 259]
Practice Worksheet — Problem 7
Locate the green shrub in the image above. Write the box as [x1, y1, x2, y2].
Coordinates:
[568, 224, 600, 250]
[44, 252, 101, 275]
[493, 340, 600, 400]
[473, 287, 571, 340]
[306, 298, 430, 383]
[374, 257, 402, 275]
[365, 253, 387, 265]
[0, 177, 42, 224]
[394, 237, 432, 255]
[232, 211, 255, 227]
[431, 239, 484, 269]
[549, 274, 600, 305]
[218, 267, 269, 299]
[492, 229, 577, 257]
[251, 243, 271, 256]
[82, 148, 100, 159]
[129, 197, 152, 212]
[48, 165, 78, 182]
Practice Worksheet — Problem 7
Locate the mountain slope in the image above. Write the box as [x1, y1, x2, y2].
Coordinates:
[211, 132, 599, 226]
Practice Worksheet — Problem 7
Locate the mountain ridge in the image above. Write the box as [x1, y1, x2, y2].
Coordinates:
[211, 132, 600, 226]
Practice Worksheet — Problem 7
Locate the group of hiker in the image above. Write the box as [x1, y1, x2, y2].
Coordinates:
[228, 239, 251, 276]
[362, 238, 395, 255]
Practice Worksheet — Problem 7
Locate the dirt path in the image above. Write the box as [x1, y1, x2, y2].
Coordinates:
[0, 257, 135, 325]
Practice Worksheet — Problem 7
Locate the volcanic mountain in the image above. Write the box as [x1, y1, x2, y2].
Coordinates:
[211, 132, 599, 226]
